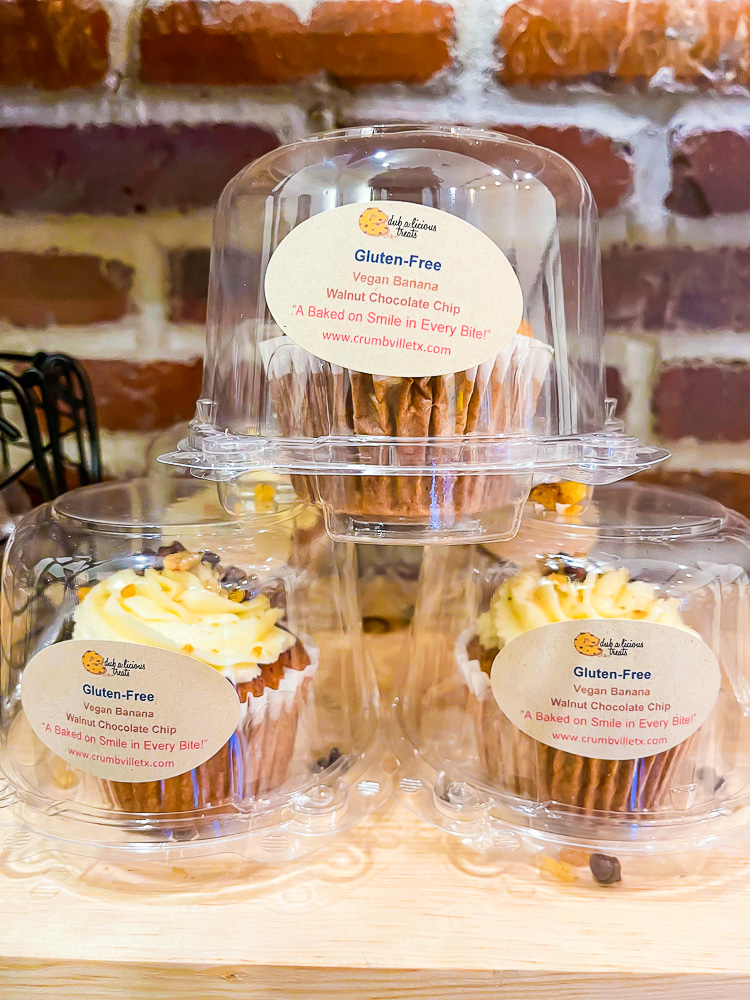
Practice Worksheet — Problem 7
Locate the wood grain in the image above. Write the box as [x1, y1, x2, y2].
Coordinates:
[0, 803, 749, 998]
[2, 966, 749, 999]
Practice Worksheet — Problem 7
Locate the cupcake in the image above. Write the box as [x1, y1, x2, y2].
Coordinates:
[264, 320, 551, 521]
[458, 563, 696, 813]
[72, 544, 317, 813]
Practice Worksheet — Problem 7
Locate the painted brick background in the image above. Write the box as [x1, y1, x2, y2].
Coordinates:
[1, 0, 750, 514]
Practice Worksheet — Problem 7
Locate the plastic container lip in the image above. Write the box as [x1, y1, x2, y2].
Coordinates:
[527, 482, 727, 541]
[51, 478, 303, 534]
[158, 428, 669, 480]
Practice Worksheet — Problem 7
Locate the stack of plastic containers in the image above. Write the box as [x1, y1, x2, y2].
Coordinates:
[2, 125, 749, 888]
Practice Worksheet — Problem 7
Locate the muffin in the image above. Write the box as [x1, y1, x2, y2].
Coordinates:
[71, 544, 317, 813]
[458, 563, 696, 813]
[265, 320, 551, 521]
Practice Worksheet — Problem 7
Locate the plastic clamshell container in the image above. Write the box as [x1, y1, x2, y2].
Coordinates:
[392, 483, 750, 888]
[160, 125, 666, 544]
[0, 479, 387, 866]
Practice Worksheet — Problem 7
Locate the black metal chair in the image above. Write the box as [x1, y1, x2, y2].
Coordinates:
[0, 351, 102, 502]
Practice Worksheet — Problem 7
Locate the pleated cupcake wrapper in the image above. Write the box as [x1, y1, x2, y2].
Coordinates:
[106, 646, 319, 815]
[265, 334, 551, 519]
[456, 630, 688, 815]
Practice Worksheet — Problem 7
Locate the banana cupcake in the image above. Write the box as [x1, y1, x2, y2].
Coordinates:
[265, 319, 551, 521]
[72, 544, 317, 813]
[457, 563, 696, 813]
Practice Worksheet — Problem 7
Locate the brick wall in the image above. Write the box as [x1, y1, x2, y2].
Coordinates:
[3, 0, 750, 514]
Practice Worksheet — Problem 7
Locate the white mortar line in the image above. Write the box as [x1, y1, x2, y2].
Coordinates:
[656, 332, 750, 363]
[0, 321, 205, 362]
[660, 441, 750, 473]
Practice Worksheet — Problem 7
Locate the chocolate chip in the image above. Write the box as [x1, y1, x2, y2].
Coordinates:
[542, 555, 587, 582]
[260, 579, 285, 609]
[314, 747, 342, 771]
[589, 853, 621, 885]
[201, 550, 220, 567]
[157, 541, 186, 556]
[697, 766, 726, 792]
[221, 566, 247, 586]
[563, 563, 587, 582]
[142, 547, 157, 557]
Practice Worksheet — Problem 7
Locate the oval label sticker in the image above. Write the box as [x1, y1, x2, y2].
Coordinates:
[490, 620, 720, 760]
[264, 200, 523, 378]
[21, 639, 241, 782]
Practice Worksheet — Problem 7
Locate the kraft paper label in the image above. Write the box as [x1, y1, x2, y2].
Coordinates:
[490, 620, 720, 760]
[264, 200, 523, 378]
[21, 639, 241, 781]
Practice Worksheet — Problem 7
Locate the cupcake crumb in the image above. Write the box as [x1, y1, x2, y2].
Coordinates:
[315, 747, 342, 771]
[540, 855, 578, 883]
[559, 847, 590, 867]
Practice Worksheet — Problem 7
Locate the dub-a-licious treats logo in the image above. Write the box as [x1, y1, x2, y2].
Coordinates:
[574, 631, 644, 658]
[358, 205, 439, 241]
[82, 650, 107, 675]
[82, 648, 147, 678]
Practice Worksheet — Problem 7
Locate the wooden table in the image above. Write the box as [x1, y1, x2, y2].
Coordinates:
[1, 799, 748, 999]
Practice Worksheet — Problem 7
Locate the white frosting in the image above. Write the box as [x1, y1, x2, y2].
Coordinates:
[73, 565, 295, 679]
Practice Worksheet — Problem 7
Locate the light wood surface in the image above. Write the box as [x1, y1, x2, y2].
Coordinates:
[0, 801, 748, 999]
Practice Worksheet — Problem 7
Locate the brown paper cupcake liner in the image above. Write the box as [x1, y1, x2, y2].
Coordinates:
[459, 632, 689, 814]
[265, 333, 551, 520]
[105, 640, 318, 815]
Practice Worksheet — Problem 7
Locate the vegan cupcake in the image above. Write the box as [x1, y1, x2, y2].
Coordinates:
[458, 562, 695, 813]
[266, 319, 551, 521]
[72, 544, 317, 813]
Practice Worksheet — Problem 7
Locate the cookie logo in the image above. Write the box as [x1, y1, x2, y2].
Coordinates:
[574, 632, 603, 657]
[82, 650, 106, 675]
[359, 206, 389, 237]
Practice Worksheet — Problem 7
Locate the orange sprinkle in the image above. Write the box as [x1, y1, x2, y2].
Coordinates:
[254, 482, 276, 512]
[517, 317, 533, 338]
[182, 644, 194, 654]
[121, 584, 137, 598]
[77, 586, 92, 601]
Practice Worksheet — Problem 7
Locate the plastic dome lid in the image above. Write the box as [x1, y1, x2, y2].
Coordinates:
[159, 125, 666, 542]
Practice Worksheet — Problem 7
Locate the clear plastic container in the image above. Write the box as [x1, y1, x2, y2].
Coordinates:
[160, 125, 666, 543]
[0, 479, 386, 866]
[392, 483, 750, 888]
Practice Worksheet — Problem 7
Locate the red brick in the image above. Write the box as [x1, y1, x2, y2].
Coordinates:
[499, 126, 632, 213]
[139, 1, 454, 86]
[602, 246, 750, 331]
[168, 249, 210, 324]
[0, 0, 109, 89]
[667, 129, 750, 217]
[653, 364, 750, 441]
[497, 0, 750, 88]
[680, 0, 750, 87]
[0, 252, 131, 326]
[82, 359, 203, 432]
[0, 124, 279, 214]
[636, 468, 750, 520]
[498, 0, 670, 86]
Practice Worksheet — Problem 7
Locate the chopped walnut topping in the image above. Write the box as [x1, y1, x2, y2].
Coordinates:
[163, 549, 203, 573]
